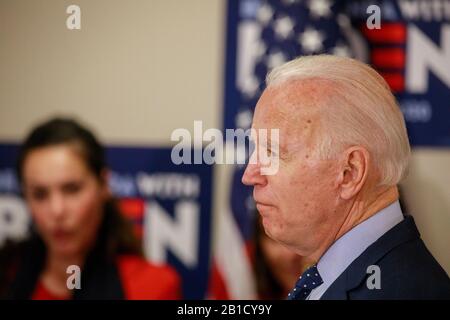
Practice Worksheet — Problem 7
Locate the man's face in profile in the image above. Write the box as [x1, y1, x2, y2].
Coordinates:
[242, 80, 342, 256]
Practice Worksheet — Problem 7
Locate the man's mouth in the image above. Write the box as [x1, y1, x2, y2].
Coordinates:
[256, 202, 273, 211]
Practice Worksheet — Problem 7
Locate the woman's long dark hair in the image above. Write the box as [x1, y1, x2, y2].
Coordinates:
[252, 213, 284, 299]
[0, 117, 141, 299]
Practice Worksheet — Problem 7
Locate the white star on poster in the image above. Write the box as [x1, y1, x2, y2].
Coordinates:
[274, 16, 295, 39]
[308, 0, 332, 18]
[257, 4, 274, 25]
[298, 28, 325, 53]
[282, 0, 302, 6]
[235, 109, 254, 130]
[267, 51, 287, 69]
[255, 41, 267, 57]
[332, 44, 351, 57]
[240, 76, 259, 97]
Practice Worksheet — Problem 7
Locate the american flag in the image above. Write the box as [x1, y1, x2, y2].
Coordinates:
[209, 0, 355, 299]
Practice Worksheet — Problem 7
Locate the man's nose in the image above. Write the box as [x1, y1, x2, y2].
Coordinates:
[242, 161, 267, 186]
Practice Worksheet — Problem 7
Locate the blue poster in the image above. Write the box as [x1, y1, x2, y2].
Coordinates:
[223, 0, 450, 146]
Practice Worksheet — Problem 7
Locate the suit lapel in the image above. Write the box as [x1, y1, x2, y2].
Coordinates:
[320, 216, 420, 300]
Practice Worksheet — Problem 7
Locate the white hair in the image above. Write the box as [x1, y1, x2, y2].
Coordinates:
[266, 54, 411, 186]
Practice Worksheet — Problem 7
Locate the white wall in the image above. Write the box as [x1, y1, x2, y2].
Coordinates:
[0, 0, 224, 145]
[400, 150, 450, 274]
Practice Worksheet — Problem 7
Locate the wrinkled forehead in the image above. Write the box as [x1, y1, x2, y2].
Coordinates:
[252, 79, 325, 148]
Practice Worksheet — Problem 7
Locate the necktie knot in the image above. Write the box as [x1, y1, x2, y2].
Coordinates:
[287, 264, 323, 300]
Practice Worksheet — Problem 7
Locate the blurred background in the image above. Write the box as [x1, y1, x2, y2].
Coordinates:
[0, 0, 449, 299]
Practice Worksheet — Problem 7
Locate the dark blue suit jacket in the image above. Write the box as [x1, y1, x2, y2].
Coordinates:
[321, 216, 450, 299]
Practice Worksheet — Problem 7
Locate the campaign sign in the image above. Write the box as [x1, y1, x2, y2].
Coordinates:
[223, 0, 450, 147]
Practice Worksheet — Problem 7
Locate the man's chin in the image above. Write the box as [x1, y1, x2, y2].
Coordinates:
[260, 215, 270, 230]
[261, 219, 279, 240]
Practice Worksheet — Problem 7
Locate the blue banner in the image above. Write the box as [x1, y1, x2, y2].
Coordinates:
[223, 0, 450, 146]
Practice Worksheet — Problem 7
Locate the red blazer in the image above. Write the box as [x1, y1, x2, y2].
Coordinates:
[32, 255, 181, 300]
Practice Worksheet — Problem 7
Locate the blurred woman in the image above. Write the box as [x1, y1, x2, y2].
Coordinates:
[0, 118, 180, 299]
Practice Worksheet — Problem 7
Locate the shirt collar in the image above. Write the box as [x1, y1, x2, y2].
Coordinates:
[308, 200, 404, 300]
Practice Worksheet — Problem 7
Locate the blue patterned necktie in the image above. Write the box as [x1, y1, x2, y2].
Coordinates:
[287, 264, 323, 300]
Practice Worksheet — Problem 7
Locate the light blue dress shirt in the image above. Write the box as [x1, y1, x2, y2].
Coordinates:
[307, 200, 404, 300]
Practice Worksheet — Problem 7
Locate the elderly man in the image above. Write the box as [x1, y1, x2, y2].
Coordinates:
[242, 55, 450, 299]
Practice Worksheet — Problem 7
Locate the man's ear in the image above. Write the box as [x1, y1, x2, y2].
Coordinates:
[337, 146, 370, 200]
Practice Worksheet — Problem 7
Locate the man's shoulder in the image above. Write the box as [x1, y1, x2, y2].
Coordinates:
[378, 236, 447, 277]
[322, 216, 450, 300]
[349, 236, 450, 299]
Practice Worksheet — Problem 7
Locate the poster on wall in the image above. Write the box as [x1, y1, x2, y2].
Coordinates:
[223, 0, 450, 146]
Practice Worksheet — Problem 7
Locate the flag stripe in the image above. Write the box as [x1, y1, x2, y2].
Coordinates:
[372, 48, 405, 69]
[380, 72, 405, 92]
[361, 23, 406, 44]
